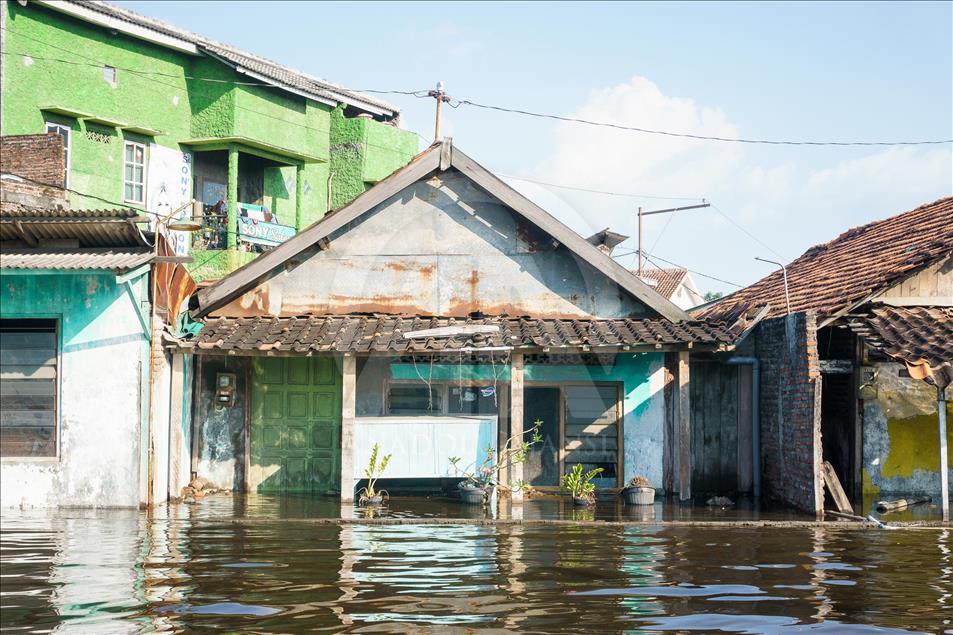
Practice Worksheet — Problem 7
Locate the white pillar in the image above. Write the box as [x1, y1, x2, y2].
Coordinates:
[340, 354, 356, 502]
[939, 386, 949, 522]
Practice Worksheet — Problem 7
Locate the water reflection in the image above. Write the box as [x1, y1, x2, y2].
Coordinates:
[0, 505, 948, 633]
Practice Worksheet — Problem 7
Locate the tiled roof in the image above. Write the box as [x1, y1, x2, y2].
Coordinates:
[69, 1, 399, 116]
[0, 247, 153, 271]
[637, 268, 688, 300]
[697, 197, 953, 323]
[189, 315, 735, 354]
[846, 306, 953, 388]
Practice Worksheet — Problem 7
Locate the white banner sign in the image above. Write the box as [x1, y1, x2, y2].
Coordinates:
[147, 145, 192, 255]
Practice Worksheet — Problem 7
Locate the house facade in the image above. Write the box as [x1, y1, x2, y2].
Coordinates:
[0, 133, 196, 508]
[175, 141, 733, 501]
[0, 0, 417, 282]
[695, 197, 952, 516]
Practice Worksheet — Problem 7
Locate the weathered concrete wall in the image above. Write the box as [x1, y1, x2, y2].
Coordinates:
[217, 171, 652, 319]
[193, 356, 248, 491]
[355, 352, 665, 489]
[861, 361, 953, 500]
[755, 312, 823, 514]
[0, 271, 149, 508]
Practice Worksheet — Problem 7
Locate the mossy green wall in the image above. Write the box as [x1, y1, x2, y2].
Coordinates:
[2, 1, 416, 278]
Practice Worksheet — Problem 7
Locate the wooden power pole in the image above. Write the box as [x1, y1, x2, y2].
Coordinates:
[428, 81, 452, 142]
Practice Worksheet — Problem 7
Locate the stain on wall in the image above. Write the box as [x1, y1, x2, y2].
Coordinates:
[862, 361, 952, 498]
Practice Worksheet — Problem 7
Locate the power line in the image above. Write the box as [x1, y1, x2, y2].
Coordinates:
[453, 99, 953, 147]
[496, 173, 703, 201]
[710, 204, 789, 261]
[613, 248, 743, 288]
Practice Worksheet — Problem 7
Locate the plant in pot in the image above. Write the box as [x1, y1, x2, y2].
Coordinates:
[561, 463, 603, 506]
[449, 419, 543, 508]
[357, 443, 391, 507]
[621, 475, 655, 506]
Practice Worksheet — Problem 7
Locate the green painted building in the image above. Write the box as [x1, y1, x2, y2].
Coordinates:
[0, 0, 418, 281]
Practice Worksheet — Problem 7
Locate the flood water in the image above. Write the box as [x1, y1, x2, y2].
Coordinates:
[2, 497, 951, 633]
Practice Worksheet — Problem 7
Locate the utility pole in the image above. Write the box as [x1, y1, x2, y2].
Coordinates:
[428, 81, 452, 142]
[636, 201, 709, 276]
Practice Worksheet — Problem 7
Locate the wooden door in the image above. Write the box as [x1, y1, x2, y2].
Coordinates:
[524, 387, 561, 486]
[250, 357, 341, 494]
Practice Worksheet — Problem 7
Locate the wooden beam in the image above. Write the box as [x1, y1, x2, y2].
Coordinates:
[510, 351, 525, 504]
[822, 460, 852, 514]
[819, 359, 853, 374]
[678, 351, 692, 501]
[340, 354, 357, 503]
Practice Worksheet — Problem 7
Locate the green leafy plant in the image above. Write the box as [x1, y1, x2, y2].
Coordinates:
[449, 419, 544, 504]
[358, 443, 391, 505]
[561, 463, 604, 500]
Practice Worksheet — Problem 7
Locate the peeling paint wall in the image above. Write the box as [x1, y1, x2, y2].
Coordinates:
[193, 356, 248, 491]
[217, 171, 652, 319]
[861, 361, 952, 499]
[0, 271, 149, 508]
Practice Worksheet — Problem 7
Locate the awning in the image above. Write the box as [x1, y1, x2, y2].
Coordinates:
[183, 315, 735, 355]
[0, 247, 154, 272]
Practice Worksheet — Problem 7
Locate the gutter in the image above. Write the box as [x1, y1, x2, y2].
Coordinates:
[726, 356, 761, 500]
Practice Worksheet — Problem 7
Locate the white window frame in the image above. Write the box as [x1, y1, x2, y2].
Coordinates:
[44, 122, 70, 189]
[123, 140, 147, 205]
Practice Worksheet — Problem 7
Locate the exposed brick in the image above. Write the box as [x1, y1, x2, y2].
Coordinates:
[1, 134, 65, 188]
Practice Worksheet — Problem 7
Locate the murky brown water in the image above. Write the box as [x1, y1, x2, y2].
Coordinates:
[2, 497, 951, 633]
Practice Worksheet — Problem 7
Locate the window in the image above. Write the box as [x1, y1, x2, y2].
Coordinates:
[385, 382, 501, 416]
[44, 122, 70, 188]
[0, 320, 58, 458]
[123, 141, 146, 204]
[103, 65, 117, 86]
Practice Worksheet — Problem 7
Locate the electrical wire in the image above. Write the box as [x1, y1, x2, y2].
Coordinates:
[614, 247, 743, 288]
[452, 99, 952, 147]
[495, 173, 703, 201]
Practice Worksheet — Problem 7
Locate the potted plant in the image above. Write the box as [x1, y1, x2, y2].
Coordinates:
[621, 475, 655, 506]
[561, 464, 603, 506]
[449, 420, 543, 507]
[357, 443, 391, 507]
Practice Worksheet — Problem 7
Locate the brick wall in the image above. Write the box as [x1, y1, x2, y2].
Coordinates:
[0, 134, 65, 187]
[755, 311, 823, 514]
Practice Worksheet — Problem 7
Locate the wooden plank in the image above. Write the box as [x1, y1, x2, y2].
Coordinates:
[663, 353, 676, 493]
[722, 364, 739, 492]
[822, 460, 852, 513]
[340, 355, 357, 502]
[819, 359, 853, 374]
[678, 351, 691, 501]
[510, 352, 525, 502]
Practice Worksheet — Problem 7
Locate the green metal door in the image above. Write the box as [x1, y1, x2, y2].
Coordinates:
[250, 357, 341, 494]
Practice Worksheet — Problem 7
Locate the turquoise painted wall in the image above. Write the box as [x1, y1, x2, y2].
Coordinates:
[0, 270, 150, 507]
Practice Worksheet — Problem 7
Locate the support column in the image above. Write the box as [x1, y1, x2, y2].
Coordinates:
[295, 163, 305, 231]
[939, 386, 949, 522]
[510, 352, 525, 503]
[226, 145, 238, 249]
[678, 350, 692, 501]
[168, 353, 185, 498]
[340, 354, 356, 502]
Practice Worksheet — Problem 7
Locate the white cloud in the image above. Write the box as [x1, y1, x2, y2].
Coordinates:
[517, 76, 952, 293]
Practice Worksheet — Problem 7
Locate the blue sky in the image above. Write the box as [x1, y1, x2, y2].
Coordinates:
[121, 1, 952, 294]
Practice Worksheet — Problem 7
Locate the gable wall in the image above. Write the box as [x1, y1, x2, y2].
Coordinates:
[213, 171, 652, 318]
[876, 255, 953, 305]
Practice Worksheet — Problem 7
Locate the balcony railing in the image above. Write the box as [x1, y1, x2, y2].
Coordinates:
[195, 202, 295, 252]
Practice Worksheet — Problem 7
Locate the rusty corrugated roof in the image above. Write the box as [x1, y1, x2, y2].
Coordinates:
[846, 306, 953, 388]
[189, 315, 734, 354]
[697, 196, 953, 323]
[0, 247, 153, 271]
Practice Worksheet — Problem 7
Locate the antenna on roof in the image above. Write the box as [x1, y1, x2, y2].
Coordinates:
[636, 200, 710, 276]
[428, 81, 452, 142]
[755, 256, 791, 314]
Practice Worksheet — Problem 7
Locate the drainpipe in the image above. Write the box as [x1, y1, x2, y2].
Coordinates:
[939, 385, 949, 522]
[727, 357, 761, 500]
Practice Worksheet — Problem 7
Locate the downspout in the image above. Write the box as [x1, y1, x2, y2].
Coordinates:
[727, 357, 761, 500]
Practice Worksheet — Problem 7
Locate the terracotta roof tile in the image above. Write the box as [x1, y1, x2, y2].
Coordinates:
[697, 197, 953, 323]
[637, 268, 688, 300]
